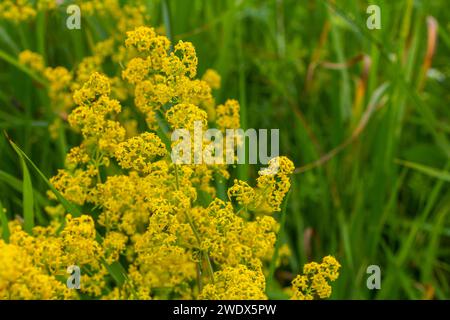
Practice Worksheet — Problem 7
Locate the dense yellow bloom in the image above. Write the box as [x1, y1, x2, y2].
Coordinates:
[62, 215, 103, 268]
[0, 0, 36, 22]
[0, 240, 72, 299]
[4, 13, 341, 300]
[174, 41, 198, 78]
[69, 73, 125, 153]
[216, 99, 240, 131]
[115, 132, 167, 173]
[166, 103, 208, 130]
[72, 72, 111, 105]
[49, 169, 93, 206]
[199, 265, 267, 300]
[122, 57, 151, 85]
[228, 179, 256, 207]
[0, 213, 110, 299]
[291, 256, 341, 300]
[257, 156, 295, 211]
[103, 232, 128, 264]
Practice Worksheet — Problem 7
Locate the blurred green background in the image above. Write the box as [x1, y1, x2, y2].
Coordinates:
[1, 0, 450, 299]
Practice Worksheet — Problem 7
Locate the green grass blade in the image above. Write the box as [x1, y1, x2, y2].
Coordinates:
[102, 259, 128, 287]
[0, 199, 10, 242]
[18, 148, 34, 234]
[7, 137, 82, 217]
[161, 0, 173, 43]
[8, 136, 35, 234]
[396, 159, 450, 182]
[0, 170, 23, 191]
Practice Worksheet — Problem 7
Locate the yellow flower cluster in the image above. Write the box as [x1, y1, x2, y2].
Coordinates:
[115, 133, 167, 173]
[69, 72, 125, 153]
[19, 50, 73, 116]
[291, 255, 341, 300]
[5, 13, 341, 299]
[228, 156, 295, 212]
[216, 99, 241, 131]
[199, 265, 266, 300]
[14, 1, 151, 141]
[123, 26, 216, 129]
[0, 0, 148, 24]
[0, 214, 119, 299]
[0, 0, 36, 22]
[0, 240, 71, 299]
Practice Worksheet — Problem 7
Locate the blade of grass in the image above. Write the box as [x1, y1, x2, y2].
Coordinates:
[422, 207, 449, 283]
[17, 145, 34, 234]
[395, 159, 450, 182]
[236, 12, 249, 183]
[161, 0, 173, 43]
[0, 169, 49, 206]
[0, 26, 20, 53]
[36, 11, 46, 62]
[7, 136, 82, 217]
[396, 163, 448, 266]
[102, 259, 128, 287]
[8, 136, 35, 234]
[0, 199, 10, 242]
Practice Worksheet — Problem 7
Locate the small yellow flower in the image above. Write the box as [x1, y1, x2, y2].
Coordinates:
[202, 69, 221, 90]
[291, 255, 341, 300]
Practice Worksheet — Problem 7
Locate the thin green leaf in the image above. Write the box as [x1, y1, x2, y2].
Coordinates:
[8, 136, 35, 234]
[19, 149, 34, 234]
[0, 200, 10, 242]
[7, 137, 82, 217]
[102, 259, 128, 287]
[396, 159, 450, 182]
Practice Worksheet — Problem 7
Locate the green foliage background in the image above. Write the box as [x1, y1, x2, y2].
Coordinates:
[1, 0, 449, 299]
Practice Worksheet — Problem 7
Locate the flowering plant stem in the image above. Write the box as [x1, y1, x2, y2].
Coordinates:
[174, 164, 215, 288]
[266, 190, 291, 293]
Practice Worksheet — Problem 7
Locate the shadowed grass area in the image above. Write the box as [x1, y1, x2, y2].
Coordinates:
[0, 0, 449, 299]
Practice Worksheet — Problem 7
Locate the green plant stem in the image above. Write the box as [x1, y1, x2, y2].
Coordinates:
[266, 190, 291, 292]
[174, 164, 215, 285]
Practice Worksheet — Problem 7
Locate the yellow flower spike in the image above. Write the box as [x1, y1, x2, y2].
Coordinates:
[256, 156, 295, 212]
[291, 255, 341, 300]
[216, 99, 241, 131]
[174, 40, 198, 78]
